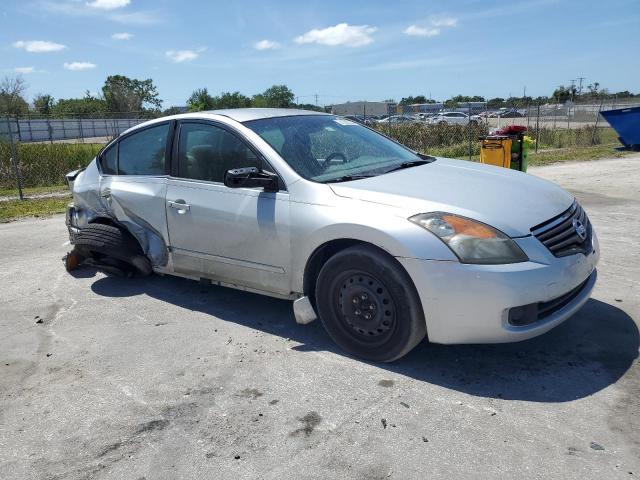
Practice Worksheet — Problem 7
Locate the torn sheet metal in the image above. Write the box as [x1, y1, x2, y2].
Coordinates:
[69, 159, 169, 267]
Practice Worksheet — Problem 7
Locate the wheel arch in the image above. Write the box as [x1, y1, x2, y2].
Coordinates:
[302, 238, 419, 311]
[88, 216, 118, 227]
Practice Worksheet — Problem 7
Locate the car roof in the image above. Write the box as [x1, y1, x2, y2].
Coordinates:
[119, 108, 332, 137]
[201, 108, 330, 122]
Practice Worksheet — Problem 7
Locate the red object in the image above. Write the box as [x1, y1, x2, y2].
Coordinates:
[495, 125, 527, 135]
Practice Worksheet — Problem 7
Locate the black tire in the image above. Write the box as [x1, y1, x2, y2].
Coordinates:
[74, 223, 152, 276]
[315, 245, 426, 362]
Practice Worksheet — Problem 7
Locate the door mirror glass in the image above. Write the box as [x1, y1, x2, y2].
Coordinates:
[224, 167, 279, 191]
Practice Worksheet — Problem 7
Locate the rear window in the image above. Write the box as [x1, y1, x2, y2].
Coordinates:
[99, 144, 117, 175]
[118, 123, 169, 175]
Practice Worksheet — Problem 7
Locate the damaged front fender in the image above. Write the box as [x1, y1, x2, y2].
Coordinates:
[68, 159, 169, 268]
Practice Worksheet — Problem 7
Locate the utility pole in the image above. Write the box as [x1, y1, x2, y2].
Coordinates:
[576, 76, 585, 97]
[523, 86, 526, 99]
[314, 93, 319, 107]
[569, 79, 576, 102]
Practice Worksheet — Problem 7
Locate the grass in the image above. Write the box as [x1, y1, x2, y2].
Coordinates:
[0, 195, 71, 223]
[0, 184, 68, 198]
[526, 144, 635, 166]
[0, 142, 102, 190]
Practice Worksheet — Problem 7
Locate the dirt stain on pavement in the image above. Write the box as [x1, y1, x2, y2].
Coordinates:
[237, 388, 263, 399]
[378, 379, 394, 387]
[290, 411, 322, 437]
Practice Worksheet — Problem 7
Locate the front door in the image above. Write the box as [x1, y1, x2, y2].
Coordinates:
[165, 121, 291, 296]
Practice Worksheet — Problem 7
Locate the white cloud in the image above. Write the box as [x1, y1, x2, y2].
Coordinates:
[111, 32, 133, 40]
[14, 66, 35, 74]
[64, 61, 97, 71]
[165, 49, 203, 63]
[254, 39, 281, 50]
[404, 16, 458, 38]
[86, 0, 130, 9]
[295, 23, 377, 47]
[404, 25, 440, 37]
[13, 40, 67, 53]
[431, 16, 458, 28]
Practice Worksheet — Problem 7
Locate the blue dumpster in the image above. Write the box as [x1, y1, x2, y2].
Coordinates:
[601, 106, 640, 151]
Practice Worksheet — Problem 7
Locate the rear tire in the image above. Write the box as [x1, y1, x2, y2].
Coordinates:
[74, 223, 152, 276]
[315, 245, 426, 362]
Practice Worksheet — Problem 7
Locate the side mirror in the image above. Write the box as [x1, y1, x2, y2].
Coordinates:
[224, 167, 279, 192]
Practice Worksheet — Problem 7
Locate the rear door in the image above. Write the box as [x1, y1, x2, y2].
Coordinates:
[97, 122, 173, 264]
[165, 120, 291, 296]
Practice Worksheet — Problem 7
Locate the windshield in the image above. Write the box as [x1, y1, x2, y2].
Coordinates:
[243, 115, 425, 182]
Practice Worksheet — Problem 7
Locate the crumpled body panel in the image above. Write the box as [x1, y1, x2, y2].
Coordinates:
[71, 159, 169, 267]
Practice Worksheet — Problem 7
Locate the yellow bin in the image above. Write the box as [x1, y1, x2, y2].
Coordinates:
[480, 137, 512, 168]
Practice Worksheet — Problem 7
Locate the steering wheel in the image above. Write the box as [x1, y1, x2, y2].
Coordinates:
[321, 152, 347, 171]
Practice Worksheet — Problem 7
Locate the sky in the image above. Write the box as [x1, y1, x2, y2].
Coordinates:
[1, 0, 639, 108]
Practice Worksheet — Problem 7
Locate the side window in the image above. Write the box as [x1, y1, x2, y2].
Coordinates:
[100, 143, 117, 175]
[177, 123, 261, 183]
[118, 123, 169, 175]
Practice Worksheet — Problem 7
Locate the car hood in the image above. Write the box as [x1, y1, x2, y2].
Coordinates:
[328, 158, 574, 237]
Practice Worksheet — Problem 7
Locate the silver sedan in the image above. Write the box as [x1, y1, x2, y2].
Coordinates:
[66, 109, 599, 362]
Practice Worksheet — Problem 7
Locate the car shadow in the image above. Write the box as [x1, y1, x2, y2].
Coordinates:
[86, 270, 639, 403]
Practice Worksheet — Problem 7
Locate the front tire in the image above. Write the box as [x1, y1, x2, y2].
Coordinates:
[315, 245, 426, 362]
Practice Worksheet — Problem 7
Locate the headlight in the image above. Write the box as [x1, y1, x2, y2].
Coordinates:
[409, 212, 528, 264]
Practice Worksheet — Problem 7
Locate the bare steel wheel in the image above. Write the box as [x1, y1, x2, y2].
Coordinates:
[337, 272, 396, 345]
[315, 245, 426, 362]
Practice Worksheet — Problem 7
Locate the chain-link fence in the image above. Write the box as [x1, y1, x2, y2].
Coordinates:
[1, 100, 635, 201]
[0, 113, 153, 201]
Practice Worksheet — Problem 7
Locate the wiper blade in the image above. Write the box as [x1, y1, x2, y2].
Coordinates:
[322, 174, 374, 183]
[382, 160, 430, 174]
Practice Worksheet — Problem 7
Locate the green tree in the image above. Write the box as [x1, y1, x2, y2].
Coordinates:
[214, 91, 252, 109]
[32, 93, 54, 115]
[102, 75, 162, 113]
[0, 75, 29, 115]
[187, 88, 216, 111]
[253, 85, 295, 108]
[487, 97, 505, 108]
[51, 92, 107, 117]
[399, 95, 430, 105]
[552, 85, 576, 103]
[294, 103, 324, 112]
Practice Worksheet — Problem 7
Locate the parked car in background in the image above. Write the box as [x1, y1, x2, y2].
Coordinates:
[65, 108, 599, 362]
[498, 109, 526, 118]
[489, 109, 525, 118]
[373, 115, 416, 125]
[428, 112, 483, 126]
[343, 115, 366, 125]
[410, 113, 437, 122]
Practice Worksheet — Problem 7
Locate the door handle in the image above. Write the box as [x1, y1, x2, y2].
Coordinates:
[168, 200, 190, 214]
[100, 188, 111, 198]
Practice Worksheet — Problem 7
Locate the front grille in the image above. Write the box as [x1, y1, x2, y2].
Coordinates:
[531, 201, 592, 257]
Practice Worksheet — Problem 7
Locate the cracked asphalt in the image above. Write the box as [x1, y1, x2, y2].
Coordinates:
[1, 157, 639, 479]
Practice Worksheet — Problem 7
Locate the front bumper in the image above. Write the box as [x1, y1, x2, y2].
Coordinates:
[397, 231, 600, 344]
[65, 203, 80, 244]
